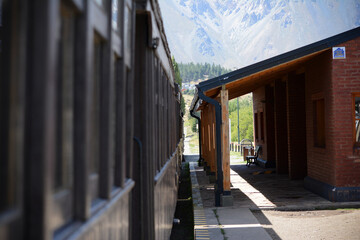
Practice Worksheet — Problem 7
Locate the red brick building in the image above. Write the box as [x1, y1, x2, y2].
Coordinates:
[191, 27, 360, 203]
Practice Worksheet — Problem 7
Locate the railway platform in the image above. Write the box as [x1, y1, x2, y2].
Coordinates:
[185, 155, 360, 240]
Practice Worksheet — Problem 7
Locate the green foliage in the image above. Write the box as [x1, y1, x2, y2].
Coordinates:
[183, 89, 195, 95]
[178, 62, 232, 82]
[187, 115, 198, 133]
[172, 56, 186, 114]
[172, 56, 182, 87]
[181, 96, 186, 115]
[176, 61, 253, 143]
[191, 119, 198, 133]
[229, 96, 253, 142]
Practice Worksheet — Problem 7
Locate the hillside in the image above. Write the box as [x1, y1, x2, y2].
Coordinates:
[178, 62, 231, 83]
[159, 0, 360, 69]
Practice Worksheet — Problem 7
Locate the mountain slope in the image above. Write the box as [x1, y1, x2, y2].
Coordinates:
[158, 0, 360, 69]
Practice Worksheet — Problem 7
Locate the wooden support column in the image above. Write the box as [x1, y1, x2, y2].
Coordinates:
[202, 106, 209, 168]
[209, 104, 216, 175]
[201, 110, 206, 165]
[206, 105, 211, 171]
[221, 88, 231, 193]
[206, 106, 211, 169]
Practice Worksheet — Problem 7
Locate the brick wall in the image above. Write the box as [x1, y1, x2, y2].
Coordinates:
[251, 36, 360, 189]
[331, 36, 360, 187]
[305, 37, 360, 187]
[305, 51, 335, 185]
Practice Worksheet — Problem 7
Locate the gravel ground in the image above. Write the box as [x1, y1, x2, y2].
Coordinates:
[252, 209, 360, 240]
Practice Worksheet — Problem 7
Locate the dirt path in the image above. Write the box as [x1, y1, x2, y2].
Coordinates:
[253, 209, 360, 240]
[183, 125, 199, 155]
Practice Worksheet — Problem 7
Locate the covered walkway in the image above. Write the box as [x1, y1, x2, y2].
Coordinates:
[196, 161, 340, 211]
[190, 27, 360, 205]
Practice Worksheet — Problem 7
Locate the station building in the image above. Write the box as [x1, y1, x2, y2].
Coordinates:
[191, 27, 360, 203]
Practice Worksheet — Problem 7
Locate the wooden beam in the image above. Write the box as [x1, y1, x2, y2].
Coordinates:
[212, 104, 217, 175]
[221, 88, 231, 192]
[209, 104, 216, 173]
[198, 50, 327, 109]
[201, 110, 206, 164]
[202, 106, 209, 167]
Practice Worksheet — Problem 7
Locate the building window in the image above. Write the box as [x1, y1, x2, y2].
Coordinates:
[208, 124, 210, 151]
[260, 112, 264, 140]
[313, 98, 325, 147]
[254, 113, 258, 140]
[213, 123, 215, 149]
[354, 94, 360, 145]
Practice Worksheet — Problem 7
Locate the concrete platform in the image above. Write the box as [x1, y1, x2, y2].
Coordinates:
[212, 207, 272, 240]
[190, 162, 271, 240]
[187, 155, 360, 240]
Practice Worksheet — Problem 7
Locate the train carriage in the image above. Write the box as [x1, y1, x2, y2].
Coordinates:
[0, 0, 183, 239]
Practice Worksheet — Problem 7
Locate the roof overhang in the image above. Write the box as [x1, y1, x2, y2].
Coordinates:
[190, 26, 360, 112]
[205, 49, 326, 101]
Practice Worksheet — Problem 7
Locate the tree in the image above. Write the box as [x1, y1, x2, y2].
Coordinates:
[172, 56, 186, 114]
[178, 62, 232, 82]
[172, 56, 182, 87]
[229, 95, 254, 142]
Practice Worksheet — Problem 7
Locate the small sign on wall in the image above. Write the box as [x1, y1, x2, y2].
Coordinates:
[332, 47, 346, 59]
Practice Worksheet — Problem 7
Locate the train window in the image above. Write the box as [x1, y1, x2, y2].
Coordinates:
[89, 32, 103, 202]
[125, 68, 132, 180]
[111, 56, 119, 187]
[155, 58, 160, 172]
[94, 0, 104, 7]
[112, 0, 119, 31]
[0, 0, 2, 64]
[124, 2, 132, 63]
[162, 71, 166, 165]
[0, 0, 2, 30]
[52, 2, 75, 229]
[55, 4, 75, 192]
[0, 0, 15, 213]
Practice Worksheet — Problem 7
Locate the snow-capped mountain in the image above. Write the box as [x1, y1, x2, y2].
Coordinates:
[158, 0, 360, 69]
